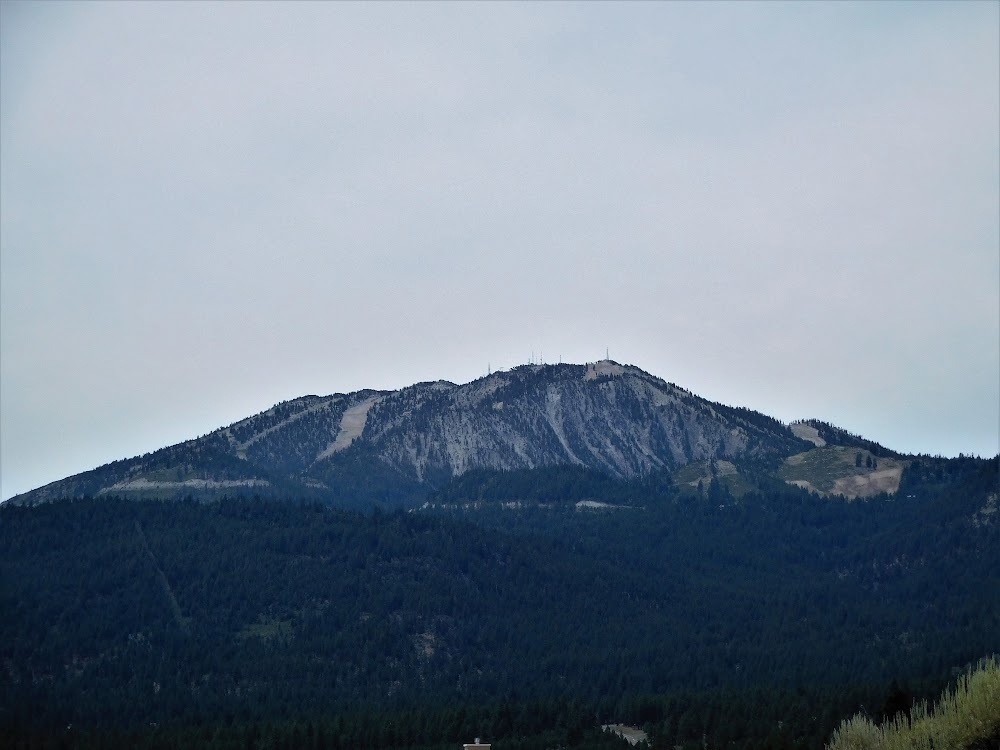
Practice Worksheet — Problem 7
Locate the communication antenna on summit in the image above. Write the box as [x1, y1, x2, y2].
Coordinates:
[606, 346, 609, 361]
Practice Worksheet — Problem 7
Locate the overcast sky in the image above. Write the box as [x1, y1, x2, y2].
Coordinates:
[2, 1, 998, 501]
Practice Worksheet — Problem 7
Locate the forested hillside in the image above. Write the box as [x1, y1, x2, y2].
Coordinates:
[2, 456, 997, 749]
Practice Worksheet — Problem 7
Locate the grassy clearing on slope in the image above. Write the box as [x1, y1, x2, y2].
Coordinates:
[779, 446, 906, 498]
[826, 656, 1000, 750]
[236, 614, 294, 644]
[672, 460, 754, 498]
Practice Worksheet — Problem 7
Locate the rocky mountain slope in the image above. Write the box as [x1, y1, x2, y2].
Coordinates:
[10, 361, 879, 508]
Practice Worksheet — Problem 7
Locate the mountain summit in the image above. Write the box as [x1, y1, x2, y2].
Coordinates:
[11, 361, 818, 507]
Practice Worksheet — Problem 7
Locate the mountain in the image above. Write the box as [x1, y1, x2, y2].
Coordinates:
[4, 360, 999, 749]
[10, 361, 818, 508]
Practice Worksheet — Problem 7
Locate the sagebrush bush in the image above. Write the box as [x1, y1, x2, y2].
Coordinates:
[827, 656, 1000, 750]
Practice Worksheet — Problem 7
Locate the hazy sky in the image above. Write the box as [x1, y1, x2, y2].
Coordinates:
[2, 1, 998, 501]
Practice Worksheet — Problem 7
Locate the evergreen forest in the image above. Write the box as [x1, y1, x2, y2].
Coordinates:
[2, 456, 998, 749]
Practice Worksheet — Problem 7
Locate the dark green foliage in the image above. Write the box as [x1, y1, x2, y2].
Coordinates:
[709, 403, 813, 457]
[1, 456, 996, 749]
[428, 465, 637, 505]
[309, 443, 429, 510]
[880, 679, 912, 722]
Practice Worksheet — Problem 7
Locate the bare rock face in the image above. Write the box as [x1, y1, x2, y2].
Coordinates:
[359, 362, 790, 482]
[9, 361, 807, 507]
